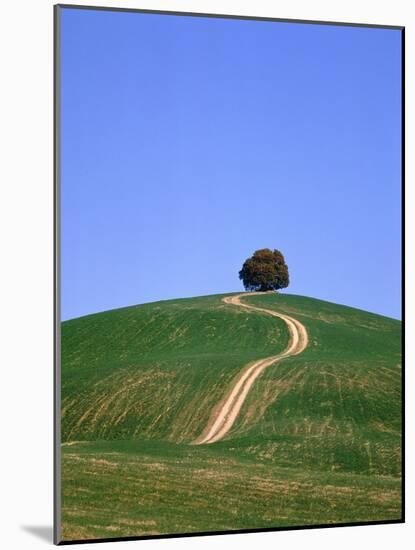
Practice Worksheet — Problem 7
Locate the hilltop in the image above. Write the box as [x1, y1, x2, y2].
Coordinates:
[60, 292, 402, 541]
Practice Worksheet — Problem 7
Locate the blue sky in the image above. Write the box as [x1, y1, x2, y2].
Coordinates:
[60, 8, 402, 320]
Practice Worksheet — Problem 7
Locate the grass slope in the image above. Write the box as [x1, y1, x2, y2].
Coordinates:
[61, 294, 288, 443]
[60, 293, 402, 541]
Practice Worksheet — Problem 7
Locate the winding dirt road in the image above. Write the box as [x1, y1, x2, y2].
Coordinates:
[194, 293, 308, 445]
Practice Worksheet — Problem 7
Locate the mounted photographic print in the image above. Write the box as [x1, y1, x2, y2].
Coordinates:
[54, 4, 404, 544]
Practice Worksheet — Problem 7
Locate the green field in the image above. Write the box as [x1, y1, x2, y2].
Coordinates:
[60, 292, 402, 541]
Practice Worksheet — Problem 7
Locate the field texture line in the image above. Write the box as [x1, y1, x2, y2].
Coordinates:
[193, 292, 308, 445]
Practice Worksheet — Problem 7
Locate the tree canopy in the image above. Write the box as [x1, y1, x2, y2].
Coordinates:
[239, 248, 289, 292]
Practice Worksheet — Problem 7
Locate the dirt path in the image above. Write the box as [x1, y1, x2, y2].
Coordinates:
[193, 292, 308, 445]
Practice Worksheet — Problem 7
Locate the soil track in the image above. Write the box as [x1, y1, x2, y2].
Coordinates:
[193, 292, 308, 445]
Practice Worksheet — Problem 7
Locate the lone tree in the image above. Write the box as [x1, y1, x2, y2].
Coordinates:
[239, 248, 289, 292]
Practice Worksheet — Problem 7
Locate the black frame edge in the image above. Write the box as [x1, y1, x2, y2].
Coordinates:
[53, 3, 62, 546]
[58, 519, 404, 546]
[55, 3, 404, 31]
[400, 26, 405, 524]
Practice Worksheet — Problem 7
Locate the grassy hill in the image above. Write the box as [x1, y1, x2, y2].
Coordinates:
[60, 292, 402, 542]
